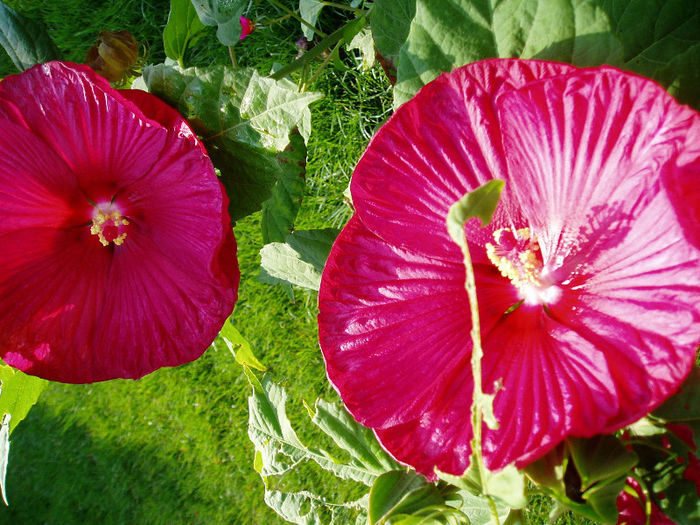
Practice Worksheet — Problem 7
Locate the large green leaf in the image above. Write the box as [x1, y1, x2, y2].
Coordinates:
[164, 0, 207, 66]
[369, 0, 416, 76]
[392, 0, 700, 109]
[394, 0, 622, 105]
[259, 228, 339, 290]
[141, 64, 321, 221]
[0, 363, 47, 435]
[190, 0, 246, 46]
[261, 130, 307, 243]
[600, 0, 700, 109]
[0, 1, 59, 71]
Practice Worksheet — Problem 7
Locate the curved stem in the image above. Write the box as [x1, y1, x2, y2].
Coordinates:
[265, 0, 327, 37]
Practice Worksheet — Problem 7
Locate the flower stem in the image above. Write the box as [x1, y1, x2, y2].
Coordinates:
[259, 13, 293, 26]
[228, 46, 237, 68]
[264, 0, 327, 38]
[321, 1, 365, 13]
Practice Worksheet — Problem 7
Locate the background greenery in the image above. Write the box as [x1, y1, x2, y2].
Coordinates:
[0, 1, 593, 523]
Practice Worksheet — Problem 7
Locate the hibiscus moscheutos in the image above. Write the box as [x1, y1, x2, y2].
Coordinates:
[318, 59, 700, 478]
[0, 62, 239, 383]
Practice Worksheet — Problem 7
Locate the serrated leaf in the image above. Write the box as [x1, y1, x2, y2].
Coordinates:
[265, 489, 367, 525]
[311, 398, 399, 475]
[190, 0, 246, 46]
[370, 0, 416, 75]
[0, 1, 59, 71]
[394, 0, 623, 106]
[259, 228, 339, 290]
[300, 0, 324, 41]
[218, 320, 266, 371]
[164, 0, 207, 65]
[141, 64, 321, 221]
[261, 130, 307, 243]
[0, 363, 47, 435]
[248, 376, 391, 485]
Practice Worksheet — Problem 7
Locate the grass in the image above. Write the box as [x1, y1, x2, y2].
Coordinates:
[0, 1, 596, 524]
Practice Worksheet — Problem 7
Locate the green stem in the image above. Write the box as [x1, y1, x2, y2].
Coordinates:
[321, 1, 364, 13]
[458, 226, 500, 525]
[264, 0, 327, 38]
[302, 40, 341, 90]
[228, 46, 237, 68]
[270, 16, 366, 80]
[259, 13, 293, 26]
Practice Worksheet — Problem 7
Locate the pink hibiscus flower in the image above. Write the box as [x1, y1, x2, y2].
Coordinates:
[240, 16, 254, 40]
[318, 59, 700, 478]
[0, 62, 238, 383]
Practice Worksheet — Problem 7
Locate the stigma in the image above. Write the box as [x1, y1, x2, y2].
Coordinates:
[90, 207, 129, 246]
[486, 228, 560, 305]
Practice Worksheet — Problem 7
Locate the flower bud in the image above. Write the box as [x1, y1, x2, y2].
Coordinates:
[85, 30, 139, 84]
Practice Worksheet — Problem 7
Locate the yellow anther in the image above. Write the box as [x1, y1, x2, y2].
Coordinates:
[90, 208, 129, 247]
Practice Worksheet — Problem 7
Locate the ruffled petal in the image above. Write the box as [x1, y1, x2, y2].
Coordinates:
[351, 59, 574, 261]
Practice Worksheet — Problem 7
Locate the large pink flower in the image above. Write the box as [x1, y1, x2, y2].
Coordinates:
[318, 59, 700, 478]
[0, 62, 238, 383]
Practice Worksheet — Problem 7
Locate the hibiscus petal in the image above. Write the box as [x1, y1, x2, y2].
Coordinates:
[0, 62, 169, 203]
[496, 66, 700, 268]
[319, 216, 518, 468]
[351, 59, 573, 261]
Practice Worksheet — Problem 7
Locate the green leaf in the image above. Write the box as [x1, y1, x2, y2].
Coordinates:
[0, 1, 59, 71]
[300, 0, 325, 40]
[259, 228, 339, 290]
[218, 320, 266, 371]
[141, 64, 321, 221]
[458, 490, 510, 525]
[347, 28, 376, 71]
[567, 435, 638, 492]
[261, 130, 307, 243]
[264, 489, 367, 525]
[0, 363, 47, 435]
[311, 398, 399, 475]
[164, 0, 207, 65]
[394, 0, 623, 105]
[248, 376, 391, 485]
[601, 0, 700, 109]
[437, 456, 527, 510]
[368, 470, 446, 525]
[446, 180, 504, 247]
[190, 0, 246, 46]
[369, 0, 416, 74]
[653, 366, 700, 422]
[0, 414, 9, 505]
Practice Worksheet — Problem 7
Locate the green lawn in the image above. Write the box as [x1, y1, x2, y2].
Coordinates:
[0, 1, 595, 524]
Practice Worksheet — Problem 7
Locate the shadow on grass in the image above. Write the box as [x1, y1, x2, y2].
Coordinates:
[0, 402, 224, 525]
